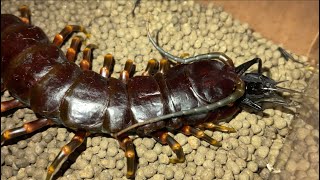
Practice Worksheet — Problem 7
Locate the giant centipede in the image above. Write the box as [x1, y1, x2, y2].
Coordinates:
[1, 6, 297, 179]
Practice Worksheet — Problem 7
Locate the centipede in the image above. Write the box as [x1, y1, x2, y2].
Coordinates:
[1, 5, 299, 180]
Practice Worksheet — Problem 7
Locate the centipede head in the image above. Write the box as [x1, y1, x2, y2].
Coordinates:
[239, 73, 300, 111]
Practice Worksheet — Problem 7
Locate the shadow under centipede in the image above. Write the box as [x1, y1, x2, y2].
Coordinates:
[257, 167, 264, 174]
[133, 144, 138, 179]
[262, 67, 271, 77]
[280, 106, 299, 115]
[265, 103, 298, 115]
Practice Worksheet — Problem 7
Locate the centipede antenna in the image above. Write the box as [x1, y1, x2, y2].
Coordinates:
[154, 27, 168, 59]
[255, 97, 289, 106]
[146, 18, 183, 63]
[262, 79, 302, 94]
[278, 47, 294, 61]
[274, 86, 302, 94]
[278, 47, 306, 65]
[114, 78, 245, 137]
[241, 98, 262, 111]
[275, 80, 288, 85]
[261, 87, 290, 94]
[146, 21, 234, 66]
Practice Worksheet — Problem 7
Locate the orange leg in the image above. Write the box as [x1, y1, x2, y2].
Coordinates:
[100, 54, 115, 78]
[79, 44, 98, 70]
[181, 125, 222, 147]
[1, 99, 24, 112]
[1, 118, 53, 145]
[142, 59, 159, 76]
[197, 107, 239, 133]
[159, 59, 170, 74]
[118, 135, 136, 178]
[152, 130, 185, 163]
[18, 5, 31, 24]
[198, 122, 236, 133]
[66, 36, 84, 62]
[46, 130, 88, 180]
[119, 59, 135, 84]
[53, 25, 89, 47]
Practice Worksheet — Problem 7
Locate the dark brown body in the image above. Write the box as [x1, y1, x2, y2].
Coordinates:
[1, 14, 240, 136]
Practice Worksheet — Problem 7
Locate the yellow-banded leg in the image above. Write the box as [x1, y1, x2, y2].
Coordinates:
[1, 99, 24, 112]
[180, 53, 190, 59]
[159, 59, 170, 74]
[53, 25, 89, 47]
[100, 54, 115, 78]
[118, 135, 136, 179]
[1, 118, 53, 145]
[198, 122, 236, 133]
[142, 59, 159, 76]
[18, 5, 31, 24]
[46, 130, 88, 180]
[181, 125, 222, 147]
[119, 59, 135, 83]
[197, 106, 239, 133]
[66, 36, 84, 62]
[152, 130, 185, 163]
[80, 44, 98, 70]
